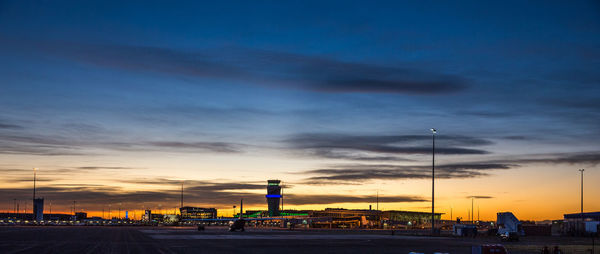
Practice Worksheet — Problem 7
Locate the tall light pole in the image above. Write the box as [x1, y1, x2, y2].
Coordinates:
[471, 196, 474, 224]
[579, 168, 584, 234]
[431, 128, 436, 235]
[376, 190, 379, 211]
[33, 168, 37, 200]
[180, 181, 184, 209]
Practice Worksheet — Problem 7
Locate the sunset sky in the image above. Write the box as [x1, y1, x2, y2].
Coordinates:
[0, 1, 599, 220]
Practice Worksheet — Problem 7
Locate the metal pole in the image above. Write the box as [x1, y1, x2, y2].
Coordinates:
[33, 168, 37, 200]
[472, 197, 474, 224]
[431, 128, 436, 235]
[180, 182, 184, 209]
[579, 169, 584, 235]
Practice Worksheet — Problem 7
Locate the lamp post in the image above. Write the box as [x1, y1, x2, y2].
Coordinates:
[471, 196, 474, 224]
[33, 168, 37, 200]
[579, 168, 584, 234]
[181, 181, 184, 209]
[431, 128, 436, 235]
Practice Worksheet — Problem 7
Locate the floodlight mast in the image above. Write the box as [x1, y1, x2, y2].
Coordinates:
[579, 168, 584, 234]
[33, 168, 38, 200]
[431, 128, 436, 235]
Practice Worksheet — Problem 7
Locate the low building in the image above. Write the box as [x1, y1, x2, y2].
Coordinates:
[243, 210, 310, 218]
[243, 210, 268, 218]
[180, 207, 217, 219]
[310, 208, 382, 228]
[383, 210, 442, 225]
[75, 212, 87, 220]
[564, 211, 600, 221]
[563, 211, 600, 235]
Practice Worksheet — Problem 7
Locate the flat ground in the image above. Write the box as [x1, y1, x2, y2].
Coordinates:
[0, 226, 596, 254]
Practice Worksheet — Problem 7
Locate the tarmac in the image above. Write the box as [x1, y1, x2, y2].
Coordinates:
[0, 226, 596, 254]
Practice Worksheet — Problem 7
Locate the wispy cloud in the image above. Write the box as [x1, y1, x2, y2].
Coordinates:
[299, 163, 514, 184]
[147, 141, 242, 153]
[0, 131, 246, 156]
[296, 151, 600, 184]
[505, 152, 600, 166]
[1, 38, 468, 95]
[283, 194, 426, 205]
[285, 133, 491, 162]
[0, 121, 24, 130]
[466, 195, 494, 199]
[0, 179, 424, 211]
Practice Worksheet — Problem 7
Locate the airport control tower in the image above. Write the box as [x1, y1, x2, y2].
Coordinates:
[266, 180, 281, 217]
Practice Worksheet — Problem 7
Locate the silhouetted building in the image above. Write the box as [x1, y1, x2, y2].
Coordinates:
[0, 212, 73, 221]
[180, 207, 217, 219]
[33, 198, 44, 221]
[243, 210, 310, 218]
[382, 210, 443, 224]
[563, 211, 600, 234]
[311, 208, 381, 219]
[75, 212, 87, 220]
[266, 180, 282, 217]
[564, 211, 600, 221]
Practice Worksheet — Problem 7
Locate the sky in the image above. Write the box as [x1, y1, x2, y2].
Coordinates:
[0, 0, 599, 220]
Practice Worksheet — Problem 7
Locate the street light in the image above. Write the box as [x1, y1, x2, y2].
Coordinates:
[33, 168, 38, 200]
[431, 128, 436, 235]
[579, 168, 584, 234]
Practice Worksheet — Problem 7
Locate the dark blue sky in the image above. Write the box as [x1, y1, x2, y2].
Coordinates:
[2, 0, 599, 146]
[0, 1, 599, 216]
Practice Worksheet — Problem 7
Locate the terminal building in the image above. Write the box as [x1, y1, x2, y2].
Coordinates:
[180, 207, 217, 219]
[310, 208, 382, 228]
[382, 210, 442, 225]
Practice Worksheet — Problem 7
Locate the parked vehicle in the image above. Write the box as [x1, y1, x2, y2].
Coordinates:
[472, 244, 508, 254]
[499, 231, 519, 242]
